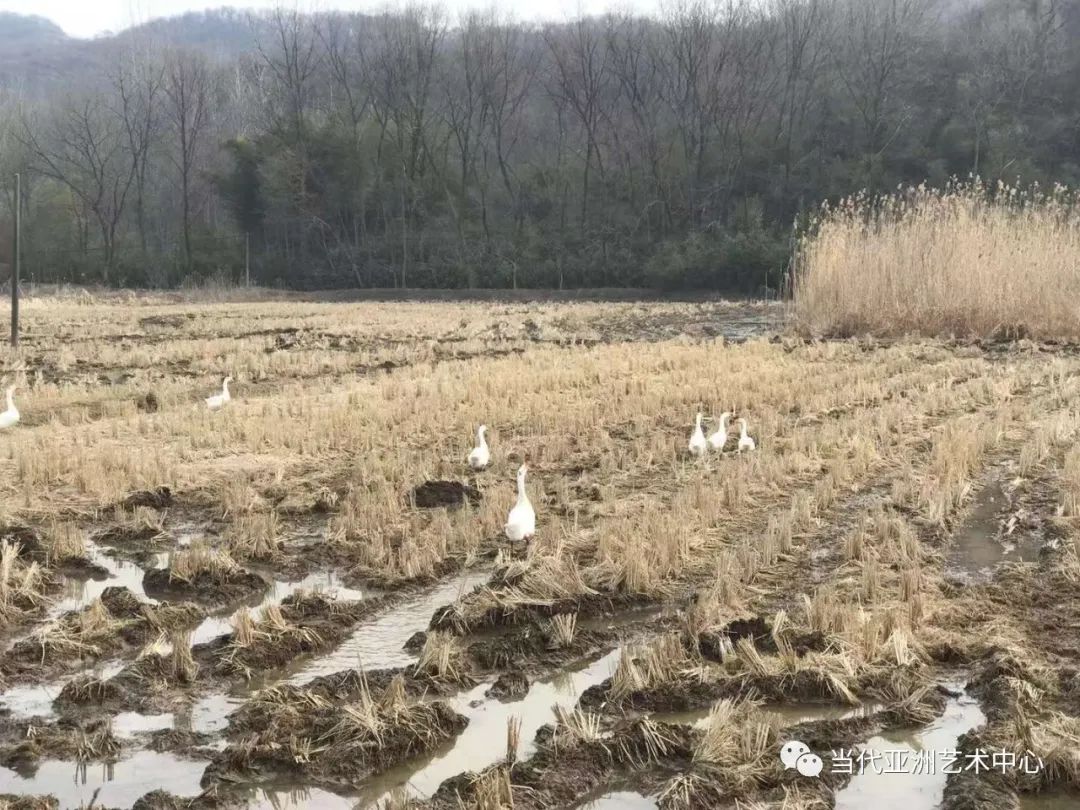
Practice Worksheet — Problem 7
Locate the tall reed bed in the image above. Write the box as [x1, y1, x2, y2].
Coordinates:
[794, 180, 1080, 338]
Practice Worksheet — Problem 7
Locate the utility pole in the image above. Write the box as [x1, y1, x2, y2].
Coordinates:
[245, 231, 250, 287]
[10, 172, 20, 348]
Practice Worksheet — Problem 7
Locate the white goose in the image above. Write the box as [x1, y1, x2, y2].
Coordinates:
[0, 386, 19, 430]
[708, 411, 732, 452]
[467, 425, 490, 470]
[205, 376, 233, 410]
[688, 412, 707, 457]
[737, 418, 756, 454]
[504, 464, 536, 554]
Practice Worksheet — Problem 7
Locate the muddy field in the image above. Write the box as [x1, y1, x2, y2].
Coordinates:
[0, 296, 1078, 809]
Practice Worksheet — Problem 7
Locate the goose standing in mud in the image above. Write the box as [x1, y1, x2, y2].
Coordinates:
[737, 418, 756, 454]
[505, 464, 535, 556]
[0, 386, 19, 430]
[205, 376, 233, 410]
[688, 413, 708, 457]
[468, 425, 490, 470]
[708, 411, 732, 453]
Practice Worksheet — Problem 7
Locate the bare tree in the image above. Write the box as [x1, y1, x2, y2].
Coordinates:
[164, 47, 214, 270]
[656, 0, 737, 225]
[770, 0, 833, 202]
[606, 14, 671, 234]
[360, 5, 446, 287]
[20, 95, 138, 280]
[110, 49, 164, 255]
[543, 18, 612, 232]
[833, 0, 935, 188]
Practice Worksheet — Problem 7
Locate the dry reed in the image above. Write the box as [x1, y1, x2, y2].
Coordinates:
[795, 180, 1080, 338]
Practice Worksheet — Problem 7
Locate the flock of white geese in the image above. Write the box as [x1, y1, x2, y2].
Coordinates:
[0, 378, 755, 554]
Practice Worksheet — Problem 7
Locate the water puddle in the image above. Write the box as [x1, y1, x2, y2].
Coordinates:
[290, 569, 490, 683]
[577, 605, 666, 633]
[190, 570, 367, 646]
[833, 686, 985, 810]
[181, 692, 246, 735]
[112, 711, 174, 737]
[652, 700, 882, 729]
[578, 791, 658, 809]
[0, 750, 207, 807]
[50, 542, 156, 618]
[240, 786, 356, 809]
[948, 480, 1041, 582]
[358, 648, 621, 806]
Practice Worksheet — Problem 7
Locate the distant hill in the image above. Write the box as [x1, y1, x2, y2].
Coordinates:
[114, 8, 259, 55]
[0, 13, 90, 94]
[0, 12, 69, 46]
[0, 9, 259, 96]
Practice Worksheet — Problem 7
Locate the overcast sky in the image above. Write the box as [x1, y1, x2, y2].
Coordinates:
[0, 0, 660, 38]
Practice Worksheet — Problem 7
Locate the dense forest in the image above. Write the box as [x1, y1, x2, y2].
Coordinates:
[0, 0, 1077, 291]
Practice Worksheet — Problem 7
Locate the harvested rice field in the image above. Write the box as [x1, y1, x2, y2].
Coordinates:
[1, 293, 1079, 810]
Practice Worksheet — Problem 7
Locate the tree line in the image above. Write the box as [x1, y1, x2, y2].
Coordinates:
[0, 0, 1076, 291]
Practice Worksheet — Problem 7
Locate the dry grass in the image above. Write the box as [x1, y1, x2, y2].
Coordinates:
[550, 705, 606, 751]
[168, 541, 240, 583]
[795, 180, 1080, 338]
[505, 716, 522, 766]
[165, 630, 200, 683]
[225, 511, 282, 559]
[414, 630, 467, 682]
[45, 521, 85, 562]
[611, 635, 698, 702]
[694, 697, 778, 787]
[547, 614, 578, 648]
[0, 540, 47, 625]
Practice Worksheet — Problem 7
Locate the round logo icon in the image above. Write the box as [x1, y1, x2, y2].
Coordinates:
[795, 751, 824, 778]
[780, 740, 810, 769]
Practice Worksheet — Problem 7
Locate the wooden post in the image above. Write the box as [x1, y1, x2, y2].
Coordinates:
[245, 231, 250, 287]
[10, 172, 20, 348]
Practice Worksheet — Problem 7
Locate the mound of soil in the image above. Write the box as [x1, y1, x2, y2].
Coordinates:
[143, 567, 266, 604]
[0, 795, 58, 810]
[132, 791, 195, 810]
[411, 480, 481, 509]
[1, 589, 203, 685]
[118, 601, 204, 646]
[54, 675, 125, 709]
[204, 700, 467, 788]
[98, 586, 146, 618]
[94, 523, 164, 552]
[0, 525, 107, 578]
[145, 728, 214, 756]
[0, 525, 40, 554]
[121, 487, 173, 510]
[404, 630, 428, 652]
[198, 594, 383, 678]
[486, 670, 529, 700]
[467, 626, 604, 672]
[430, 591, 651, 633]
[435, 718, 695, 810]
[0, 718, 120, 768]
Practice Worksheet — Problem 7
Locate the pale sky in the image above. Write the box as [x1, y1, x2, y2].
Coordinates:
[0, 0, 658, 38]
